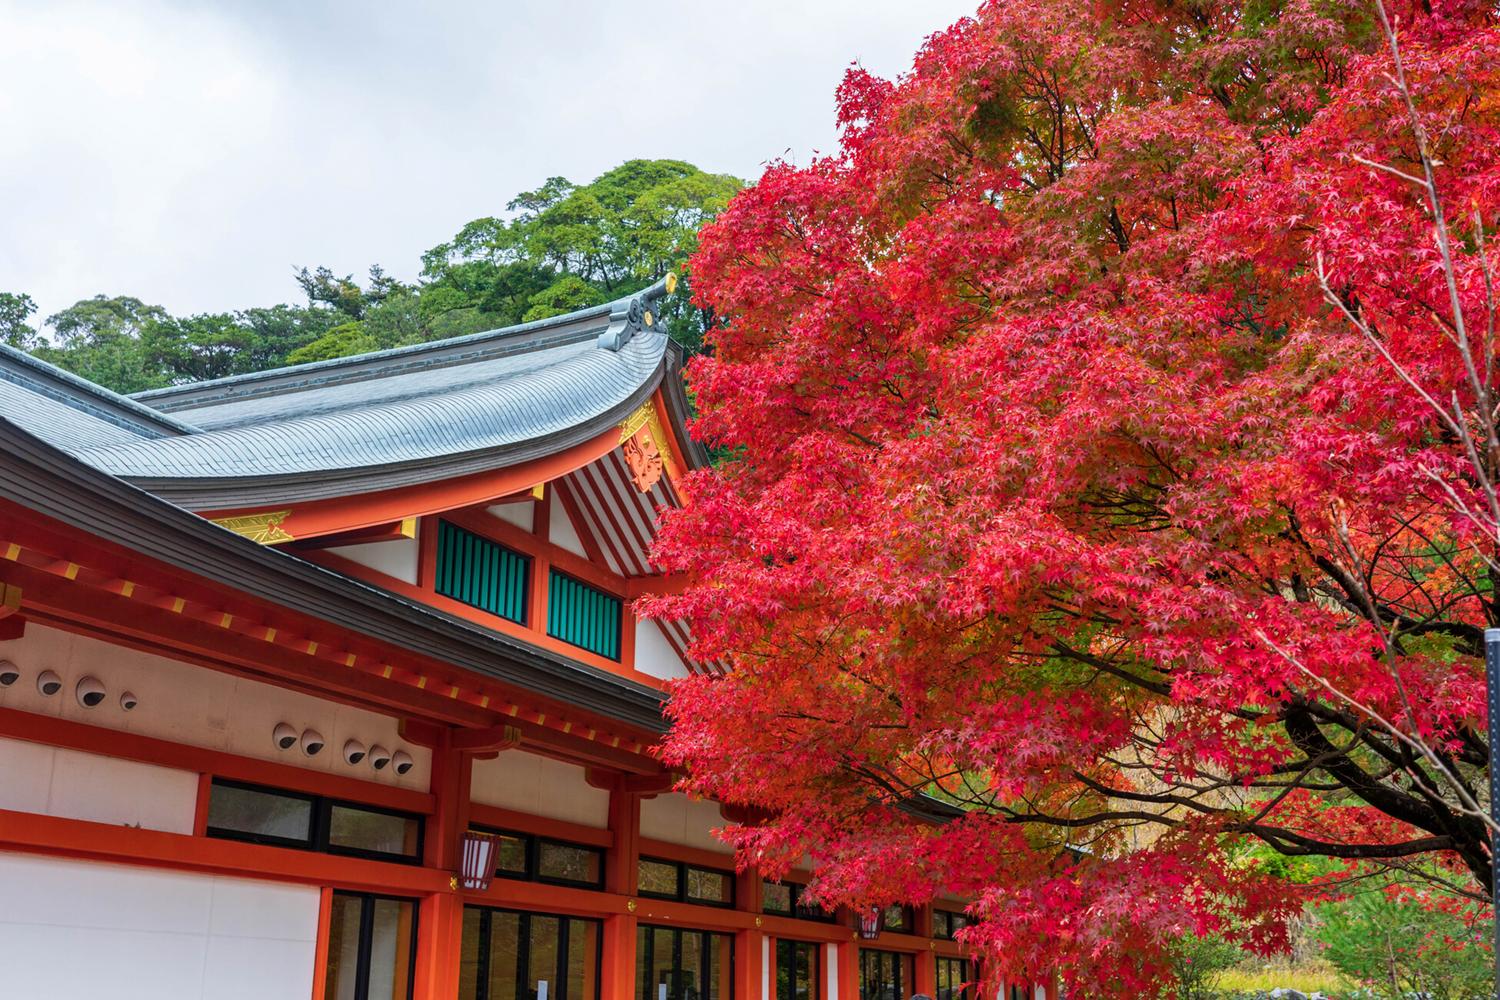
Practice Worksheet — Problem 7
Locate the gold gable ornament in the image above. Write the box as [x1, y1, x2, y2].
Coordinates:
[616, 401, 680, 490]
[210, 511, 295, 545]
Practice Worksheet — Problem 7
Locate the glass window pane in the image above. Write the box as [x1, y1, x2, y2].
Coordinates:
[529, 916, 560, 1000]
[208, 783, 313, 845]
[328, 804, 421, 858]
[496, 834, 529, 876]
[881, 906, 907, 932]
[323, 894, 363, 1000]
[762, 882, 793, 915]
[707, 933, 729, 1000]
[636, 924, 652, 1000]
[365, 897, 416, 1000]
[650, 927, 675, 1000]
[685, 867, 732, 905]
[638, 859, 680, 897]
[538, 841, 602, 886]
[460, 908, 483, 1000]
[566, 918, 599, 1000]
[680, 931, 703, 1000]
[489, 911, 522, 1000]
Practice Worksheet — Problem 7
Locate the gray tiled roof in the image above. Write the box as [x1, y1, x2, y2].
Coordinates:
[1, 280, 677, 509]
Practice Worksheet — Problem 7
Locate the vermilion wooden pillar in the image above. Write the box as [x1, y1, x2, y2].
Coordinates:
[836, 938, 859, 1000]
[414, 731, 472, 1000]
[914, 906, 935, 999]
[602, 783, 642, 1000]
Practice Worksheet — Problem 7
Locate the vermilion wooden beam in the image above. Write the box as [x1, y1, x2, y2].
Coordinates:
[287, 518, 416, 551]
[0, 806, 449, 895]
[201, 424, 625, 541]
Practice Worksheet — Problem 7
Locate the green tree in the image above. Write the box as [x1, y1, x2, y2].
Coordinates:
[35, 295, 171, 393]
[1315, 888, 1492, 1000]
[0, 292, 39, 350]
[423, 158, 740, 352]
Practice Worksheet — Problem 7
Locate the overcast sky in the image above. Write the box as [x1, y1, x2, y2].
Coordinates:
[0, 1, 977, 322]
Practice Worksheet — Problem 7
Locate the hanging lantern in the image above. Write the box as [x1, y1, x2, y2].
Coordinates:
[856, 904, 882, 940]
[459, 830, 503, 891]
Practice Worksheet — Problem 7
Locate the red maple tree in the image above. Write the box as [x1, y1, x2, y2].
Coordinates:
[643, 0, 1500, 991]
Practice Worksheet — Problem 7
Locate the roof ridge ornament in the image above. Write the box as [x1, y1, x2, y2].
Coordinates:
[597, 273, 675, 351]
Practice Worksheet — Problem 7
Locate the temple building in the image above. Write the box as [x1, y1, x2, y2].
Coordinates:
[0, 280, 1031, 1000]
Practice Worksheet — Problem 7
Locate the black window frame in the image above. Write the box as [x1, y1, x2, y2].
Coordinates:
[880, 905, 912, 933]
[205, 777, 425, 864]
[475, 826, 606, 890]
[637, 856, 736, 908]
[760, 880, 837, 923]
[462, 904, 604, 1000]
[932, 910, 968, 940]
[327, 890, 420, 1000]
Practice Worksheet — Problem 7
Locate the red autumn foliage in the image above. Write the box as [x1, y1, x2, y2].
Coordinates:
[643, 0, 1500, 992]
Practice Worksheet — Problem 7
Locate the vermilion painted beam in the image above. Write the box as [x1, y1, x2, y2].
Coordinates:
[0, 806, 450, 894]
[287, 519, 414, 551]
[201, 425, 626, 541]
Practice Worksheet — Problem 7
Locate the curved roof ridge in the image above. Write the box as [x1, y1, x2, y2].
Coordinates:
[0, 342, 198, 436]
[135, 276, 673, 412]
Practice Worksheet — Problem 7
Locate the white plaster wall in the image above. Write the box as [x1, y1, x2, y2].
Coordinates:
[634, 620, 690, 681]
[327, 534, 420, 585]
[548, 502, 589, 558]
[470, 749, 609, 828]
[761, 937, 771, 1000]
[0, 853, 318, 1000]
[826, 944, 839, 1000]
[487, 502, 535, 533]
[638, 792, 729, 852]
[0, 623, 430, 790]
[0, 736, 198, 833]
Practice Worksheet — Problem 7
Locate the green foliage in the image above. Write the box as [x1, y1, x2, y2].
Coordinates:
[17, 158, 739, 391]
[0, 292, 39, 350]
[1313, 888, 1492, 1000]
[1158, 935, 1245, 1000]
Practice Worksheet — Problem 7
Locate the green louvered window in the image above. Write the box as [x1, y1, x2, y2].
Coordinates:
[546, 570, 622, 660]
[435, 520, 530, 625]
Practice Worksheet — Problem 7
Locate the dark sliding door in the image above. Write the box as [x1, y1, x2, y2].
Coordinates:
[459, 907, 601, 1000]
[323, 892, 418, 1000]
[858, 949, 911, 1000]
[774, 940, 817, 1000]
[635, 925, 733, 1000]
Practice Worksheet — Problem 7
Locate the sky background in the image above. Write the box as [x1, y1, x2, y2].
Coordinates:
[0, 0, 977, 323]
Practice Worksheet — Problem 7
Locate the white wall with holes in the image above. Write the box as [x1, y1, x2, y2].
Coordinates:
[470, 749, 610, 828]
[639, 792, 730, 853]
[0, 852, 318, 1000]
[0, 622, 430, 789]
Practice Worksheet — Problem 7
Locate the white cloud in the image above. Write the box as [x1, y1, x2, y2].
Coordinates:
[0, 0, 977, 321]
